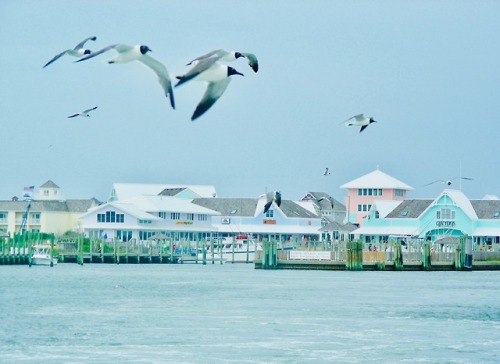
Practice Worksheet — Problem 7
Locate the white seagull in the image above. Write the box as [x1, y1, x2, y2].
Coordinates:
[67, 106, 98, 118]
[43, 36, 97, 68]
[263, 191, 282, 214]
[323, 168, 331, 176]
[186, 49, 259, 73]
[175, 57, 244, 121]
[425, 177, 473, 186]
[343, 114, 378, 132]
[76, 44, 175, 109]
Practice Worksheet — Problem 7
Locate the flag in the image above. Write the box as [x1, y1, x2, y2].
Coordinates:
[22, 185, 34, 200]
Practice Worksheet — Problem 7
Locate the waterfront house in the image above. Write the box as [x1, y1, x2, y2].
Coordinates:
[340, 168, 414, 226]
[80, 194, 220, 242]
[353, 189, 500, 248]
[0, 180, 100, 236]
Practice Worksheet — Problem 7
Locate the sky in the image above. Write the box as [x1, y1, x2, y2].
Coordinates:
[0, 0, 499, 203]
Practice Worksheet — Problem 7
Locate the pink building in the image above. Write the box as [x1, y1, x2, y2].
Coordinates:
[340, 168, 413, 226]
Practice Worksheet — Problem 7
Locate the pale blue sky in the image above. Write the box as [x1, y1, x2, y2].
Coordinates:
[0, 0, 498, 202]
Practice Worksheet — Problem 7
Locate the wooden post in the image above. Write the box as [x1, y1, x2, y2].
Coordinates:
[394, 241, 403, 270]
[49, 234, 54, 267]
[422, 242, 431, 270]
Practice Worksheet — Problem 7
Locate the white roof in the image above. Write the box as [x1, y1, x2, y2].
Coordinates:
[110, 183, 217, 200]
[371, 200, 403, 218]
[294, 200, 318, 215]
[122, 195, 220, 215]
[434, 189, 478, 221]
[352, 225, 419, 236]
[341, 169, 413, 190]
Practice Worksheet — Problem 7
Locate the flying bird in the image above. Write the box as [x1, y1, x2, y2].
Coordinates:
[425, 177, 473, 186]
[76, 44, 175, 109]
[67, 106, 98, 118]
[323, 168, 331, 176]
[186, 49, 259, 73]
[43, 36, 97, 68]
[175, 57, 244, 121]
[343, 114, 378, 132]
[263, 191, 282, 214]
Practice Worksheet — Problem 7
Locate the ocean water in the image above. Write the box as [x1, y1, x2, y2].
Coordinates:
[0, 264, 499, 363]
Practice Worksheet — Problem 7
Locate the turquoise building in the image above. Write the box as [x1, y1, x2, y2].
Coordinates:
[353, 189, 500, 248]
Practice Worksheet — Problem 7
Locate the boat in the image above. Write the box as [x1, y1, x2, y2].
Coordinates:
[202, 236, 262, 263]
[30, 244, 58, 266]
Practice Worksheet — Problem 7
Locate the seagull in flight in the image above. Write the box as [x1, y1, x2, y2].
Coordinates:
[263, 191, 282, 214]
[67, 106, 98, 118]
[425, 177, 473, 186]
[323, 168, 331, 176]
[175, 57, 244, 121]
[343, 114, 378, 132]
[186, 49, 259, 73]
[43, 36, 97, 68]
[76, 44, 175, 109]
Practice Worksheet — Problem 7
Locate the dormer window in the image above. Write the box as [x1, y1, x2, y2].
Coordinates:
[494, 211, 500, 219]
[400, 210, 408, 217]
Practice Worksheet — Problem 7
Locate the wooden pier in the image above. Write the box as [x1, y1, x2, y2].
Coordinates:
[255, 238, 500, 271]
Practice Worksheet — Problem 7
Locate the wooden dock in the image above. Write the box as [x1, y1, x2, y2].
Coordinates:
[255, 240, 500, 271]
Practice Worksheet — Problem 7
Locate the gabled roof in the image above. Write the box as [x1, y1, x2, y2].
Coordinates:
[470, 199, 500, 219]
[192, 198, 258, 216]
[304, 192, 346, 211]
[109, 183, 217, 201]
[435, 189, 478, 220]
[40, 180, 60, 188]
[192, 198, 318, 219]
[340, 169, 413, 190]
[0, 199, 99, 213]
[371, 200, 403, 218]
[386, 199, 433, 218]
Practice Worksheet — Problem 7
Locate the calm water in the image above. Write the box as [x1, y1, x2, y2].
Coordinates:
[0, 263, 499, 363]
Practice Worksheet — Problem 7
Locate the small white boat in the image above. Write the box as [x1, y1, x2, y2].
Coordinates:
[30, 244, 58, 266]
[202, 236, 262, 263]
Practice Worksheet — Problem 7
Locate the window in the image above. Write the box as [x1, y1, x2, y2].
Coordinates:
[375, 211, 380, 219]
[97, 213, 105, 222]
[139, 219, 152, 225]
[187, 213, 194, 221]
[105, 211, 115, 223]
[265, 210, 274, 218]
[171, 212, 180, 220]
[198, 214, 208, 221]
[358, 204, 362, 212]
[440, 208, 455, 220]
[116, 214, 124, 223]
[0, 212, 7, 223]
[116, 230, 133, 242]
[379, 189, 383, 196]
[139, 231, 156, 240]
[358, 189, 362, 196]
[43, 190, 49, 196]
[159, 211, 167, 219]
[31, 213, 41, 224]
[395, 189, 404, 197]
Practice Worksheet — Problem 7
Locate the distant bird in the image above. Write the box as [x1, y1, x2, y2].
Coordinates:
[76, 44, 175, 109]
[175, 57, 244, 121]
[343, 114, 378, 132]
[43, 36, 97, 68]
[263, 191, 282, 214]
[323, 168, 331, 176]
[186, 49, 259, 73]
[425, 177, 473, 186]
[67, 106, 98, 118]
